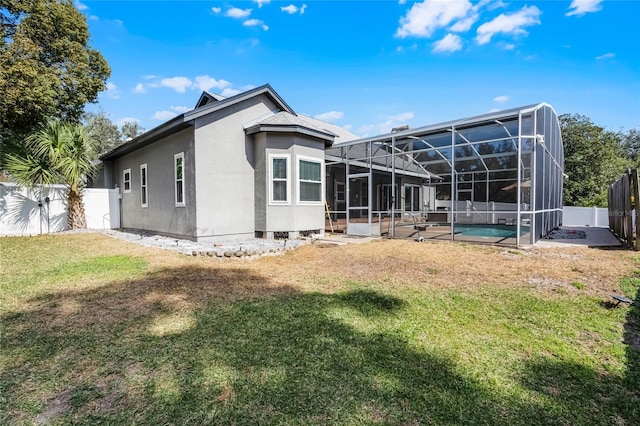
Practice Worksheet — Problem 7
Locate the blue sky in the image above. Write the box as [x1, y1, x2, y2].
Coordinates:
[81, 0, 640, 137]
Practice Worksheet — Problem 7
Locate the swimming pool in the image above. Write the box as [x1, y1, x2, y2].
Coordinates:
[454, 224, 529, 238]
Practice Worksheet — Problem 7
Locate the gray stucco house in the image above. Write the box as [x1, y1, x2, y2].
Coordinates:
[100, 84, 357, 241]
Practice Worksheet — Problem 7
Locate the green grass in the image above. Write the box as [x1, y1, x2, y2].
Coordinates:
[0, 235, 639, 425]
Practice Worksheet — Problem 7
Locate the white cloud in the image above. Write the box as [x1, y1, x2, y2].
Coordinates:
[105, 82, 120, 99]
[194, 75, 232, 91]
[143, 75, 158, 80]
[133, 83, 145, 94]
[487, 0, 507, 11]
[171, 105, 190, 113]
[398, 0, 407, 4]
[359, 112, 415, 136]
[397, 0, 473, 38]
[226, 7, 252, 18]
[221, 88, 241, 97]
[450, 15, 478, 32]
[493, 95, 509, 103]
[488, 108, 501, 113]
[566, 0, 603, 17]
[161, 76, 193, 93]
[596, 52, 615, 60]
[89, 15, 98, 21]
[75, 1, 88, 11]
[314, 111, 344, 122]
[503, 43, 515, 50]
[212, 7, 221, 14]
[254, 0, 270, 7]
[432, 33, 462, 53]
[152, 110, 177, 121]
[281, 4, 307, 14]
[243, 19, 269, 31]
[476, 5, 541, 45]
[116, 117, 140, 127]
[343, 124, 353, 131]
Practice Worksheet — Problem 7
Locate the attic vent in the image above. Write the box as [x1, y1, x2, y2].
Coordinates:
[273, 231, 289, 240]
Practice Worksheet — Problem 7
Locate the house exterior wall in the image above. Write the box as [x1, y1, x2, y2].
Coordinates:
[193, 94, 279, 240]
[113, 127, 197, 239]
[254, 132, 268, 232]
[254, 133, 326, 237]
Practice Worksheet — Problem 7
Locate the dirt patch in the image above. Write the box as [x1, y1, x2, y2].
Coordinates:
[35, 390, 72, 425]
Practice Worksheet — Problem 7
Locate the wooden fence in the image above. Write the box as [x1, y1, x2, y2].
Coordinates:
[608, 169, 640, 249]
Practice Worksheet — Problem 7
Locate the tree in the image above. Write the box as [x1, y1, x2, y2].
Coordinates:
[621, 128, 640, 167]
[5, 120, 98, 229]
[121, 121, 145, 141]
[83, 111, 122, 157]
[0, 0, 110, 161]
[560, 114, 628, 207]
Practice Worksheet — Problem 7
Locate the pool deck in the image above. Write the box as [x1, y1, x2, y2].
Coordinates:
[534, 226, 621, 248]
[320, 225, 622, 249]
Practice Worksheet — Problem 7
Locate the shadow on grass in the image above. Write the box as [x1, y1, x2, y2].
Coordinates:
[0, 265, 637, 424]
[623, 281, 640, 406]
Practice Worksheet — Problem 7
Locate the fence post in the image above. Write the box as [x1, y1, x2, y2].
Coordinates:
[632, 169, 640, 250]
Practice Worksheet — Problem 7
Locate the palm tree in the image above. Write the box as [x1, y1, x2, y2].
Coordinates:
[5, 120, 98, 229]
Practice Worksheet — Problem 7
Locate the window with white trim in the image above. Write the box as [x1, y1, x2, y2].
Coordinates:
[270, 154, 290, 204]
[298, 157, 323, 203]
[123, 168, 131, 193]
[140, 164, 148, 207]
[174, 153, 185, 207]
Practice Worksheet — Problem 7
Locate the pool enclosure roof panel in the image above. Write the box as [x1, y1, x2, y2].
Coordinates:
[327, 103, 555, 176]
[332, 103, 551, 147]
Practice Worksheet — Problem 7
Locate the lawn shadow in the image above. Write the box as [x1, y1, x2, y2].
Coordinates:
[623, 284, 640, 392]
[517, 280, 640, 424]
[0, 265, 623, 424]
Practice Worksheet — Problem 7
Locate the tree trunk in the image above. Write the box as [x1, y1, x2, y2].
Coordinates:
[67, 188, 87, 229]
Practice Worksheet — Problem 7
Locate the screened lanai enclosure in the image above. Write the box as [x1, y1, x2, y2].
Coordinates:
[325, 103, 564, 246]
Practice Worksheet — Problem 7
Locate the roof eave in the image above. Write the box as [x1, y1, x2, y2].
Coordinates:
[184, 84, 295, 122]
[246, 124, 335, 146]
[101, 114, 190, 161]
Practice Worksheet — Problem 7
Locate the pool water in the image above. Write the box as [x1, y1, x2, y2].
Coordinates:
[454, 224, 529, 238]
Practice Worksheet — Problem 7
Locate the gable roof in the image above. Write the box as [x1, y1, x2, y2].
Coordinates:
[101, 84, 296, 161]
[183, 84, 295, 122]
[195, 91, 226, 108]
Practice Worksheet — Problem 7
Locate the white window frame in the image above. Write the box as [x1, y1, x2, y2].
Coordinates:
[123, 168, 131, 193]
[140, 163, 148, 208]
[174, 152, 185, 207]
[269, 154, 291, 205]
[296, 155, 324, 205]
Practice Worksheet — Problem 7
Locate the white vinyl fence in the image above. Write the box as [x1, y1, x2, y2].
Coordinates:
[562, 206, 609, 227]
[0, 181, 610, 236]
[0, 183, 120, 236]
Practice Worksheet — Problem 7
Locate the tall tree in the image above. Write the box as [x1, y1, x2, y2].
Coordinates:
[621, 128, 640, 167]
[5, 120, 98, 229]
[560, 114, 628, 207]
[83, 111, 122, 157]
[0, 0, 110, 162]
[121, 121, 145, 141]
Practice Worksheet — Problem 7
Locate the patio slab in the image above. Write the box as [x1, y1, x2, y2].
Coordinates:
[534, 226, 621, 248]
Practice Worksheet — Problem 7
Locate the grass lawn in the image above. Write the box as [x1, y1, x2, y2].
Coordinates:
[1, 233, 639, 425]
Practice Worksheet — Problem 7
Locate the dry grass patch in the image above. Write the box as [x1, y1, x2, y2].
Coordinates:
[1, 233, 638, 425]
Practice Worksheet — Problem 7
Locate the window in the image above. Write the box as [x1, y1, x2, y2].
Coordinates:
[140, 164, 148, 207]
[298, 157, 322, 203]
[269, 154, 290, 204]
[174, 153, 185, 207]
[123, 168, 131, 193]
